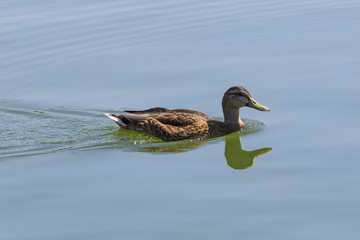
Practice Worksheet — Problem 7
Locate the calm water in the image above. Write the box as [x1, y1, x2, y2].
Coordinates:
[1, 0, 360, 239]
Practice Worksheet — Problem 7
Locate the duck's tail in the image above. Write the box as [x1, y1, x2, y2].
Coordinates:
[104, 113, 127, 127]
[105, 112, 151, 131]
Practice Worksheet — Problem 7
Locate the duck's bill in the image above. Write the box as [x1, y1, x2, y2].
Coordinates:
[248, 97, 270, 111]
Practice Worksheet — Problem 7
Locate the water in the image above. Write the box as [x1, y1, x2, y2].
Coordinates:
[1, 0, 360, 239]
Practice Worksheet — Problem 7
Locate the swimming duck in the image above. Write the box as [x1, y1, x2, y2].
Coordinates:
[105, 86, 270, 142]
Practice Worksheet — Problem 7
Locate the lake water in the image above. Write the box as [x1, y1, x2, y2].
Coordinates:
[1, 0, 360, 239]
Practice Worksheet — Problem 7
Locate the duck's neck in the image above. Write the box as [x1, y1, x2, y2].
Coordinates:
[222, 106, 245, 128]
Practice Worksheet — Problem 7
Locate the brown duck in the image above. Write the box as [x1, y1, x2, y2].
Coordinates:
[105, 86, 270, 142]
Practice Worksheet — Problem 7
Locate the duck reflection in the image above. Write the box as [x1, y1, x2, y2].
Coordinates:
[225, 132, 272, 170]
[129, 130, 271, 170]
[112, 128, 208, 153]
[137, 139, 207, 153]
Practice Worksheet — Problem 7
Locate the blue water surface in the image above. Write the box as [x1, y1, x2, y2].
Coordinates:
[1, 0, 360, 239]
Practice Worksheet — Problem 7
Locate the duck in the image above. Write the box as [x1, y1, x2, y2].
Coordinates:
[105, 86, 270, 142]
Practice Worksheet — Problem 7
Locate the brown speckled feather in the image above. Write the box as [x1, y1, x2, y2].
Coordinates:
[121, 109, 213, 141]
[125, 108, 212, 120]
[140, 117, 209, 141]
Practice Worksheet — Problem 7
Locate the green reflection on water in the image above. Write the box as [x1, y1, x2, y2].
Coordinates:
[225, 132, 272, 170]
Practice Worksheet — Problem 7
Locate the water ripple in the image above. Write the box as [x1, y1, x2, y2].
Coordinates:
[1, 0, 359, 79]
[0, 102, 265, 159]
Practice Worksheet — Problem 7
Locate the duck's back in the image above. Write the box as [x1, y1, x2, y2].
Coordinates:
[125, 107, 213, 120]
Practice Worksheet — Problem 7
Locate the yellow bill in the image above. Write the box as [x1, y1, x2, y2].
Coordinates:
[248, 97, 270, 111]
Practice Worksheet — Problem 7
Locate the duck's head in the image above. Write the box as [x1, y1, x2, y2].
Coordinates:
[222, 86, 270, 111]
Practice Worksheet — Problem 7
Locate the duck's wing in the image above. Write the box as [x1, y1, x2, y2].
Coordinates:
[140, 116, 209, 141]
[124, 107, 171, 114]
[107, 108, 213, 128]
[154, 112, 208, 126]
[108, 107, 172, 130]
[172, 109, 214, 120]
[126, 108, 214, 120]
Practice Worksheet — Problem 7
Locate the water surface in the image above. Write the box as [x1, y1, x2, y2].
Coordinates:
[1, 0, 360, 239]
